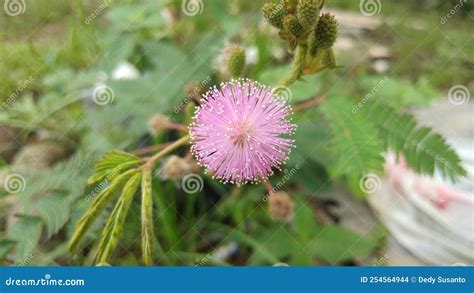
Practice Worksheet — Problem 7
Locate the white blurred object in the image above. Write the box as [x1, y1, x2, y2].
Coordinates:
[245, 46, 259, 65]
[211, 242, 238, 261]
[111, 61, 140, 80]
[368, 144, 474, 265]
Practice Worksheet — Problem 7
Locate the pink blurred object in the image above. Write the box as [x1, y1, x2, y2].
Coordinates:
[368, 141, 474, 265]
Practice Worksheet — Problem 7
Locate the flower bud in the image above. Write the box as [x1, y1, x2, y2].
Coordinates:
[283, 0, 298, 14]
[297, 0, 319, 30]
[284, 15, 304, 38]
[160, 155, 191, 180]
[227, 47, 246, 79]
[268, 191, 294, 222]
[261, 3, 285, 30]
[148, 114, 170, 135]
[313, 13, 338, 49]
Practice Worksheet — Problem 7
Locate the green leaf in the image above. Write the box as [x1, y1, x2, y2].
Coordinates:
[289, 161, 330, 196]
[99, 32, 137, 72]
[7, 215, 42, 264]
[105, 3, 166, 31]
[69, 169, 139, 253]
[87, 150, 141, 185]
[142, 41, 188, 74]
[96, 172, 142, 263]
[250, 225, 300, 265]
[319, 96, 385, 176]
[293, 201, 320, 241]
[308, 224, 380, 264]
[215, 224, 280, 264]
[364, 100, 467, 182]
[359, 76, 439, 109]
[0, 239, 16, 260]
[290, 120, 335, 168]
[303, 48, 337, 75]
[36, 193, 71, 238]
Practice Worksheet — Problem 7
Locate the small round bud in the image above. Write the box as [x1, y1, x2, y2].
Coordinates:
[297, 0, 320, 30]
[268, 191, 294, 222]
[284, 15, 304, 38]
[261, 3, 285, 30]
[148, 114, 170, 135]
[313, 13, 338, 49]
[227, 47, 246, 79]
[160, 155, 191, 180]
[217, 43, 240, 78]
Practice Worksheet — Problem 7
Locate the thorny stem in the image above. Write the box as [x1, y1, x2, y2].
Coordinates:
[278, 45, 308, 87]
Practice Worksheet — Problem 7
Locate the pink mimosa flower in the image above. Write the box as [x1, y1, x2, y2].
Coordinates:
[189, 79, 296, 185]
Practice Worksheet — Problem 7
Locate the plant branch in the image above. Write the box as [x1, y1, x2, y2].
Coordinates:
[278, 45, 308, 87]
[293, 95, 325, 112]
[147, 134, 191, 166]
[132, 142, 173, 155]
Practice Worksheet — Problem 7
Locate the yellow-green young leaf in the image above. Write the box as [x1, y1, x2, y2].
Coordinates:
[69, 169, 139, 253]
[87, 150, 141, 185]
[96, 172, 142, 264]
[303, 47, 336, 74]
[141, 167, 154, 266]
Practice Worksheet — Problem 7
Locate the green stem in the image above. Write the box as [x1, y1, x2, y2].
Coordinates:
[148, 134, 190, 165]
[278, 45, 307, 87]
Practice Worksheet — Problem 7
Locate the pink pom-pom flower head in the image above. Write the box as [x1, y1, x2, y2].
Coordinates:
[189, 79, 296, 185]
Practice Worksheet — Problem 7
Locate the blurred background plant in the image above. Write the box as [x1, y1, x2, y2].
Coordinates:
[0, 0, 472, 266]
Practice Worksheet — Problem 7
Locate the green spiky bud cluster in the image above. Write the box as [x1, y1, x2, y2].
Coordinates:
[313, 13, 338, 49]
[260, 0, 338, 84]
[227, 47, 246, 78]
[261, 3, 285, 29]
[284, 15, 303, 38]
[261, 0, 336, 53]
[297, 0, 320, 30]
